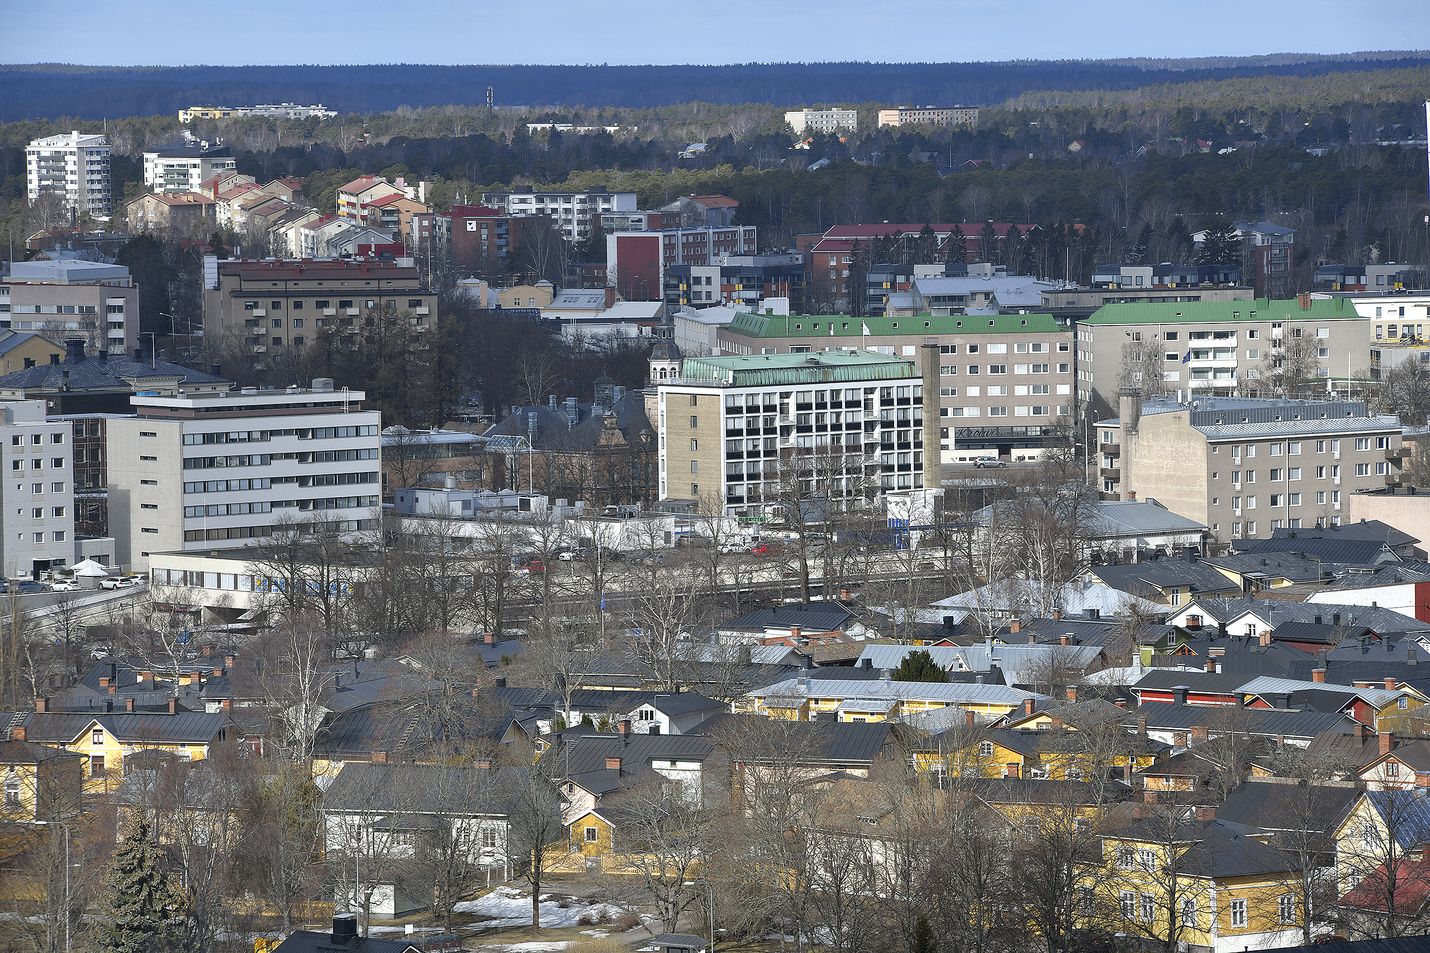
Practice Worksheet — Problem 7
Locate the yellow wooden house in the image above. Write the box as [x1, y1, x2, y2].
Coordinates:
[21, 706, 230, 795]
[0, 738, 84, 822]
[1085, 820, 1306, 952]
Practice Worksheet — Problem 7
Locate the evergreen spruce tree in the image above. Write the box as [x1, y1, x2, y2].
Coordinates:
[892, 650, 950, 683]
[97, 817, 180, 953]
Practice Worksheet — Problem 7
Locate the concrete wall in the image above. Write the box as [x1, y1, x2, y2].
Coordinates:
[106, 416, 184, 570]
[1348, 490, 1430, 557]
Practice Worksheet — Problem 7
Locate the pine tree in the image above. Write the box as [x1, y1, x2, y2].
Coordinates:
[97, 817, 180, 953]
[1195, 215, 1242, 267]
[944, 224, 967, 265]
[892, 650, 950, 683]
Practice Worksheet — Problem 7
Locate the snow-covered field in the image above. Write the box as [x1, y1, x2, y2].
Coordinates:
[456, 886, 628, 929]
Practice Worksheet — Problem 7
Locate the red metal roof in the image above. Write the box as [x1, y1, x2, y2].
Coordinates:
[1341, 857, 1430, 913]
[691, 194, 739, 209]
[337, 175, 383, 194]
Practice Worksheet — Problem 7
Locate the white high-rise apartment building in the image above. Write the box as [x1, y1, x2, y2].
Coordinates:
[484, 188, 637, 244]
[26, 131, 111, 218]
[0, 400, 75, 580]
[142, 140, 237, 194]
[106, 382, 381, 570]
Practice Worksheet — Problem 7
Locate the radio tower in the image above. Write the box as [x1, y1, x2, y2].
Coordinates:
[486, 86, 495, 110]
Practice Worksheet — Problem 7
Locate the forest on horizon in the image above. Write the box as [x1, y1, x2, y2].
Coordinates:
[3, 53, 1430, 120]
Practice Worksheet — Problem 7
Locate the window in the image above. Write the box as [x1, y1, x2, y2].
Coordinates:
[91, 729, 103, 745]
[689, 416, 698, 428]
[1278, 894, 1295, 924]
[1181, 897, 1197, 928]
[1120, 891, 1135, 919]
[1230, 898, 1247, 928]
[1137, 849, 1155, 871]
[2, 774, 18, 808]
[1116, 846, 1135, 869]
[1140, 894, 1154, 922]
[584, 826, 599, 843]
[89, 756, 105, 779]
[689, 461, 698, 474]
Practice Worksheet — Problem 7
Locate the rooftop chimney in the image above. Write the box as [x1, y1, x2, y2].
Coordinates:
[125, 697, 136, 713]
[166, 697, 177, 715]
[1385, 677, 1398, 691]
[1066, 686, 1079, 703]
[331, 915, 358, 944]
[33, 697, 47, 713]
[1380, 730, 1395, 757]
[1259, 629, 1272, 648]
[605, 756, 623, 771]
[63, 338, 84, 364]
[1312, 667, 1326, 683]
[1022, 698, 1035, 716]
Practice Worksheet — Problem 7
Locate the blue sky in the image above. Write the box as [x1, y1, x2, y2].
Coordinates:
[6, 0, 1429, 65]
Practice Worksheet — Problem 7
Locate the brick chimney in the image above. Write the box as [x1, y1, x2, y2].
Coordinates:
[1259, 629, 1272, 648]
[1066, 686, 1079, 703]
[1380, 731, 1395, 757]
[124, 698, 135, 713]
[33, 697, 47, 713]
[964, 710, 976, 730]
[220, 698, 232, 713]
[483, 631, 496, 645]
[1195, 805, 1217, 821]
[371, 750, 388, 764]
[1312, 668, 1326, 683]
[1137, 716, 1148, 735]
[1190, 724, 1209, 745]
[790, 626, 802, 640]
[617, 719, 631, 735]
[166, 697, 177, 715]
[1385, 677, 1398, 691]
[1010, 620, 1022, 635]
[9, 726, 25, 742]
[839, 588, 852, 601]
[1205, 657, 1218, 673]
[1059, 634, 1071, 646]
[1022, 698, 1035, 716]
[605, 756, 622, 771]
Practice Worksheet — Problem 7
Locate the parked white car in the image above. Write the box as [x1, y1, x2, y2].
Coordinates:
[100, 576, 142, 590]
[50, 579, 81, 592]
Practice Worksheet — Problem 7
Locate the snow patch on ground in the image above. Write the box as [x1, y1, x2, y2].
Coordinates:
[456, 886, 627, 929]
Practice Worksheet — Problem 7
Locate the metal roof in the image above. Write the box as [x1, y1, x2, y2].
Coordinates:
[1125, 702, 1354, 738]
[1084, 296, 1360, 326]
[1197, 415, 1401, 441]
[1237, 675, 1401, 707]
[749, 675, 1042, 705]
[677, 351, 917, 387]
[725, 310, 1064, 339]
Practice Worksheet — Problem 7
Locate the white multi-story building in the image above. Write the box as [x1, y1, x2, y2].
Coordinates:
[784, 108, 859, 136]
[0, 400, 74, 580]
[876, 106, 979, 129]
[655, 352, 925, 515]
[483, 188, 637, 244]
[142, 140, 237, 194]
[106, 382, 381, 570]
[25, 131, 111, 218]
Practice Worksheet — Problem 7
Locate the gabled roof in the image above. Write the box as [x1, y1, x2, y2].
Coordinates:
[0, 739, 83, 764]
[1089, 560, 1239, 597]
[1365, 789, 1430, 849]
[692, 712, 899, 765]
[1125, 702, 1355, 740]
[323, 762, 527, 817]
[1216, 780, 1359, 834]
[720, 602, 853, 633]
[1202, 551, 1334, 583]
[22, 711, 228, 745]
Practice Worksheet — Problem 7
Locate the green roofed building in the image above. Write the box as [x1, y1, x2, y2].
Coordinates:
[1077, 296, 1370, 419]
[715, 310, 1074, 464]
[655, 351, 926, 515]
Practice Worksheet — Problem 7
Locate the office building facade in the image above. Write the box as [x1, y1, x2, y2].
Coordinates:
[0, 260, 138, 355]
[0, 400, 74, 580]
[106, 383, 381, 570]
[656, 352, 924, 515]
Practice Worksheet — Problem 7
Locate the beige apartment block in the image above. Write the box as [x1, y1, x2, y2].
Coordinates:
[1077, 296, 1370, 419]
[716, 311, 1074, 463]
[1097, 393, 1403, 543]
[204, 258, 437, 356]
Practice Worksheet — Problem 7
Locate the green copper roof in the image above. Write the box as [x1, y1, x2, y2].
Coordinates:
[725, 311, 1065, 338]
[1084, 297, 1361, 326]
[679, 351, 918, 387]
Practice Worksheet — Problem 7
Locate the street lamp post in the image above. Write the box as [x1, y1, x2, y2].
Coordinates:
[684, 879, 716, 952]
[35, 819, 72, 953]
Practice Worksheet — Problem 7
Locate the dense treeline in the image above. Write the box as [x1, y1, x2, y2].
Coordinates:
[3, 54, 1430, 119]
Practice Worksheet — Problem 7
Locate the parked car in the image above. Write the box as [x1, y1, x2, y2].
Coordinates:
[750, 543, 780, 557]
[557, 547, 589, 561]
[972, 456, 1007, 468]
[50, 579, 81, 592]
[13, 581, 46, 594]
[100, 576, 141, 590]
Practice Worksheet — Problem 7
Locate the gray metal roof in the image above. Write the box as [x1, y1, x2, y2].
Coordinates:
[749, 675, 1043, 705]
[1198, 416, 1401, 441]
